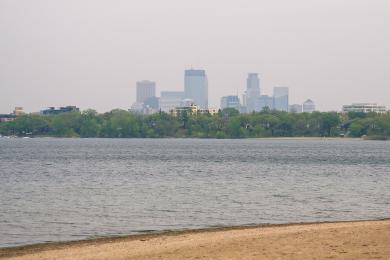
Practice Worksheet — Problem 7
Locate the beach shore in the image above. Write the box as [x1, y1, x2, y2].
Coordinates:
[1, 219, 390, 259]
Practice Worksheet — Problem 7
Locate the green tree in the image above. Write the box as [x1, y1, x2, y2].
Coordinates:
[101, 110, 139, 138]
[51, 112, 82, 137]
[349, 121, 366, 137]
[320, 112, 340, 136]
[9, 115, 50, 136]
[79, 110, 101, 137]
[226, 117, 244, 138]
[221, 108, 239, 118]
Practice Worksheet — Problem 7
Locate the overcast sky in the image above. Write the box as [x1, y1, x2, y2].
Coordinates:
[1, 0, 389, 113]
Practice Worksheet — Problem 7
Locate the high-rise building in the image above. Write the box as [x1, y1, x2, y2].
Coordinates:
[273, 87, 289, 111]
[220, 96, 240, 111]
[245, 73, 260, 112]
[160, 91, 184, 113]
[184, 69, 208, 109]
[258, 95, 274, 111]
[136, 80, 156, 103]
[302, 99, 316, 113]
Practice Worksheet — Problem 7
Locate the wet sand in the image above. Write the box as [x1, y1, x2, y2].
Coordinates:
[1, 219, 390, 259]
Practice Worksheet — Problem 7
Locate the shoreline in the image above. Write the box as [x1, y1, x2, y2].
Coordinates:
[2, 218, 390, 259]
[2, 135, 389, 141]
[0, 136, 366, 140]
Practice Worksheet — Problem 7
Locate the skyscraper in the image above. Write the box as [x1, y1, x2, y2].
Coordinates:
[273, 87, 289, 111]
[184, 69, 208, 109]
[245, 73, 260, 112]
[136, 80, 156, 103]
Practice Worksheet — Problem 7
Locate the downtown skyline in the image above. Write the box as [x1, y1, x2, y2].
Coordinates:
[0, 67, 388, 114]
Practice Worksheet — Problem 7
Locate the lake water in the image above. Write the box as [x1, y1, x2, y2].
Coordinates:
[0, 138, 390, 248]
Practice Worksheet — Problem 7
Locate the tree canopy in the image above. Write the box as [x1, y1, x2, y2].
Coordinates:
[1, 109, 389, 139]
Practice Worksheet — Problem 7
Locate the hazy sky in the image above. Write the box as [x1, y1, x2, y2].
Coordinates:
[1, 0, 389, 113]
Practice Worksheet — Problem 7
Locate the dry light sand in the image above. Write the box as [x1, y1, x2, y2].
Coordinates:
[1, 219, 390, 259]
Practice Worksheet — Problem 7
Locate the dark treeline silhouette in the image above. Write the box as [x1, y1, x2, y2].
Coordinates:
[1, 108, 389, 139]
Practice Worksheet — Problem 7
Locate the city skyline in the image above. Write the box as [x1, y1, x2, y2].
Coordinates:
[1, 65, 389, 114]
[1, 0, 389, 113]
[1, 64, 388, 114]
[2, 67, 389, 113]
[132, 70, 301, 115]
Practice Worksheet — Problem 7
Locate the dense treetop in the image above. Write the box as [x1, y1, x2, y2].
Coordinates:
[1, 108, 389, 139]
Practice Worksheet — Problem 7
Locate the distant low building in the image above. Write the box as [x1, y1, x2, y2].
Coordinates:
[13, 107, 25, 116]
[180, 99, 196, 107]
[171, 104, 199, 117]
[130, 101, 157, 115]
[258, 95, 274, 111]
[221, 95, 240, 111]
[0, 114, 16, 122]
[200, 107, 218, 115]
[41, 106, 80, 115]
[129, 102, 144, 113]
[273, 87, 289, 112]
[342, 103, 386, 113]
[302, 99, 315, 113]
[289, 104, 303, 113]
[160, 91, 185, 113]
[144, 97, 160, 110]
[171, 103, 217, 117]
[0, 107, 25, 122]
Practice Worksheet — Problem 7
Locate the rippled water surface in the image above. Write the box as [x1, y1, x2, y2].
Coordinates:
[1, 138, 390, 247]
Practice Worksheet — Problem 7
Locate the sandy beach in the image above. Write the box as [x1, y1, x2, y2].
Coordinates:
[1, 219, 390, 259]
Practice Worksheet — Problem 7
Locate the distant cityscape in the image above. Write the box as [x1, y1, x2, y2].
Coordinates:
[0, 68, 388, 122]
[130, 70, 317, 115]
[129, 69, 387, 116]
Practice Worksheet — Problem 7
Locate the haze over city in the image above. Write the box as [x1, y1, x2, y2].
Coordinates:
[1, 0, 389, 113]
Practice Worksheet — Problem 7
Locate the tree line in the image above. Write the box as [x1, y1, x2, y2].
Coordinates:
[0, 108, 389, 139]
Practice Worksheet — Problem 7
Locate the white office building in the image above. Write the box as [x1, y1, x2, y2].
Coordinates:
[342, 103, 386, 113]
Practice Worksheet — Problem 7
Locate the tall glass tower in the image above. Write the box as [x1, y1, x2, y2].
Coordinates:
[246, 73, 260, 112]
[184, 69, 208, 109]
